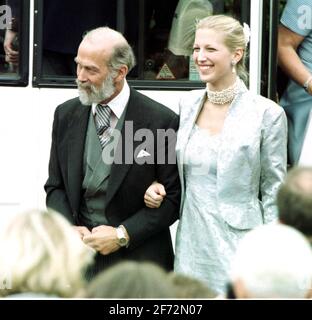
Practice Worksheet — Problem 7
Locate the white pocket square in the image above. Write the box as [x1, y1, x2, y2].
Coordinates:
[137, 149, 151, 158]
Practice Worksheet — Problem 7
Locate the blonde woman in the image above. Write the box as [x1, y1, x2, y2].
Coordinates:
[0, 209, 94, 298]
[144, 15, 287, 294]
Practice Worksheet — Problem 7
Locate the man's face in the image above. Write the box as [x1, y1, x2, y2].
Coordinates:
[75, 40, 116, 105]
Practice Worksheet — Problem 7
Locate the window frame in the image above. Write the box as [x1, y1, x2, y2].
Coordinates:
[0, 0, 29, 86]
[33, 0, 251, 91]
[260, 0, 279, 101]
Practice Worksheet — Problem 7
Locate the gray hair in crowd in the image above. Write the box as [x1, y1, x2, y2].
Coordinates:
[277, 166, 312, 237]
[230, 224, 312, 298]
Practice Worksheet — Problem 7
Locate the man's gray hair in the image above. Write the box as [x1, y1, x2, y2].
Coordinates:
[108, 41, 136, 75]
[83, 26, 136, 75]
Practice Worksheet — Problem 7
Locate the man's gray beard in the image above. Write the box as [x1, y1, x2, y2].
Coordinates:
[76, 74, 115, 106]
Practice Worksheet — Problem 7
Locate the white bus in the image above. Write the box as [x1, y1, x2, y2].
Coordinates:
[0, 0, 283, 225]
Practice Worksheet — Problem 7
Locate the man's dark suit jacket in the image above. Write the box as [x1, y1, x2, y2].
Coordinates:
[44, 88, 181, 272]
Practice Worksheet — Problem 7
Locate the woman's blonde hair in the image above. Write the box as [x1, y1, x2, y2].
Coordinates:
[196, 15, 249, 83]
[0, 209, 94, 297]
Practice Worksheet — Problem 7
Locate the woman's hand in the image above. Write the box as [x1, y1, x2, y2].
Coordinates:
[144, 181, 166, 208]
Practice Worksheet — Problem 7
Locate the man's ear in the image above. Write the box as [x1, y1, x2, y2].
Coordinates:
[114, 65, 128, 82]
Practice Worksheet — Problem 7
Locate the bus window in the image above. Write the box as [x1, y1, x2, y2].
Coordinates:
[34, 0, 250, 89]
[0, 0, 29, 86]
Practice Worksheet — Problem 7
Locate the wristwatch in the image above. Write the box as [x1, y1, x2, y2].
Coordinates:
[116, 225, 129, 247]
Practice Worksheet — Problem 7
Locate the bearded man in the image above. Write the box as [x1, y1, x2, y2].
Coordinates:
[44, 27, 180, 279]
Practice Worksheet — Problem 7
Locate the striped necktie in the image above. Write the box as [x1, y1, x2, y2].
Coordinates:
[95, 104, 112, 149]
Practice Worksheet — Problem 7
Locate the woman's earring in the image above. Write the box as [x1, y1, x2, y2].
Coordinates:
[231, 60, 236, 74]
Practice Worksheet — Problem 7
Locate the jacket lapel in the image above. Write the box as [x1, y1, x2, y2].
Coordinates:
[67, 103, 91, 214]
[177, 91, 206, 178]
[217, 81, 249, 166]
[106, 89, 146, 206]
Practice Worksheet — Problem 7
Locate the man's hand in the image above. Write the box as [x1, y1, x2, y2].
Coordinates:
[4, 29, 19, 64]
[73, 226, 91, 240]
[83, 225, 120, 255]
[144, 181, 166, 208]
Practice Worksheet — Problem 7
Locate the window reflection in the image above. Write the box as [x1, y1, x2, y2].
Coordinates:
[42, 0, 117, 76]
[130, 0, 239, 81]
[37, 0, 249, 85]
[0, 0, 19, 74]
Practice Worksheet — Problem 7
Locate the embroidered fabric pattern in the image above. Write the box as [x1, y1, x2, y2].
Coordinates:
[206, 78, 240, 105]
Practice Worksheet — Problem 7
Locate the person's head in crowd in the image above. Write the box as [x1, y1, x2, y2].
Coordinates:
[277, 166, 312, 240]
[168, 272, 217, 298]
[0, 209, 94, 298]
[230, 224, 312, 298]
[75, 26, 136, 106]
[85, 261, 176, 298]
[194, 15, 248, 87]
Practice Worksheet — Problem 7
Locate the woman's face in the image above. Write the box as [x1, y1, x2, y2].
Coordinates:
[193, 28, 237, 89]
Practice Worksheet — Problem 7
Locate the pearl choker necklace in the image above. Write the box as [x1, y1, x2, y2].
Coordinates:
[206, 79, 240, 105]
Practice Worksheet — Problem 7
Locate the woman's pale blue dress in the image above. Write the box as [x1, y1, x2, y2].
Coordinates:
[174, 125, 248, 294]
